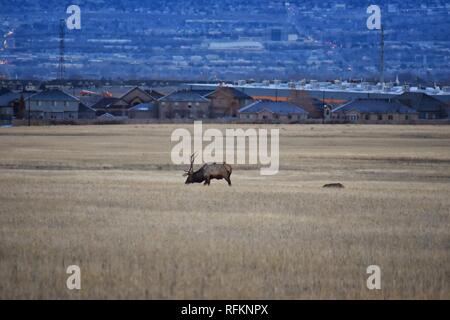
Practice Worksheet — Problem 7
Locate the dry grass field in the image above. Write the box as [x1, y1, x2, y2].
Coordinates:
[0, 124, 449, 299]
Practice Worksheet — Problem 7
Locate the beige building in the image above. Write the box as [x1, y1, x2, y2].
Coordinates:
[331, 99, 419, 123]
[207, 86, 253, 118]
[26, 89, 80, 121]
[158, 90, 210, 119]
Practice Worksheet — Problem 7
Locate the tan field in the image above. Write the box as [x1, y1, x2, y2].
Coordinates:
[0, 124, 449, 299]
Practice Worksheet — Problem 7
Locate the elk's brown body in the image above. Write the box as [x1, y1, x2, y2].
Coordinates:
[183, 154, 232, 186]
[323, 183, 345, 188]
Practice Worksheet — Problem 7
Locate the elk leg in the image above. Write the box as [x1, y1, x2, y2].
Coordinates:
[226, 176, 232, 186]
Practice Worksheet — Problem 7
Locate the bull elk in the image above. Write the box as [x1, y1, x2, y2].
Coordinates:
[323, 183, 345, 189]
[183, 153, 232, 186]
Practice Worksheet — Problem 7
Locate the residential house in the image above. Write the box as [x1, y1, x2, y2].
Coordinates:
[331, 99, 419, 123]
[206, 86, 253, 118]
[105, 87, 156, 117]
[26, 89, 80, 121]
[158, 90, 210, 119]
[238, 101, 309, 123]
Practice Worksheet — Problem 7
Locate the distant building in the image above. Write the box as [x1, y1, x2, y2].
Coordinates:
[208, 41, 264, 51]
[26, 89, 80, 121]
[238, 100, 309, 123]
[206, 86, 253, 118]
[331, 99, 419, 123]
[396, 92, 447, 119]
[158, 90, 210, 119]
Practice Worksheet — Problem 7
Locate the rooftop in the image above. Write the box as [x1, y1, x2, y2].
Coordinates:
[332, 99, 417, 114]
[239, 101, 309, 115]
[28, 89, 79, 102]
[159, 90, 210, 102]
[396, 92, 446, 112]
[206, 87, 253, 100]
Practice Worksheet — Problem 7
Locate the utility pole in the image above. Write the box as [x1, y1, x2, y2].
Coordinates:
[27, 97, 30, 126]
[380, 25, 385, 84]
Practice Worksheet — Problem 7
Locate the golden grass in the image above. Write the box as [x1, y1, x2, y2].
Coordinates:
[0, 124, 449, 299]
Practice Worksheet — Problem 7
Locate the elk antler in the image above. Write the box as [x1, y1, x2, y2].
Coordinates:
[183, 152, 197, 176]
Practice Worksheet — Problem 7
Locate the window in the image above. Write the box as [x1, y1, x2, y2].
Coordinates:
[388, 115, 393, 121]
[378, 115, 383, 121]
[365, 114, 370, 120]
[405, 115, 409, 120]
[288, 115, 292, 120]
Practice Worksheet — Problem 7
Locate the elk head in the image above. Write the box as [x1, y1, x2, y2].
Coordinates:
[183, 152, 197, 184]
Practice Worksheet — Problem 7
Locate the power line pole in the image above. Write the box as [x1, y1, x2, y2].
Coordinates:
[380, 25, 385, 84]
[28, 97, 30, 126]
